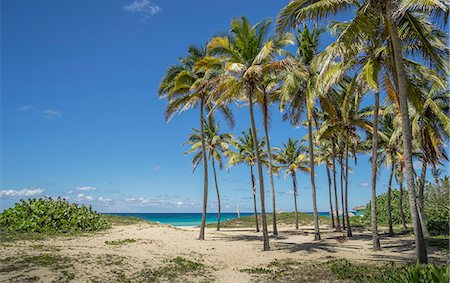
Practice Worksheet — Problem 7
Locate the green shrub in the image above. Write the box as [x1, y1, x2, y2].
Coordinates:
[363, 189, 411, 225]
[363, 182, 449, 235]
[0, 197, 111, 233]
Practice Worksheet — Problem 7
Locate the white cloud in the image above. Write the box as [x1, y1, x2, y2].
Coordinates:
[0, 188, 44, 198]
[98, 197, 112, 203]
[76, 193, 93, 202]
[17, 105, 34, 111]
[42, 109, 62, 119]
[359, 182, 370, 188]
[76, 186, 96, 191]
[153, 166, 161, 171]
[123, 0, 161, 20]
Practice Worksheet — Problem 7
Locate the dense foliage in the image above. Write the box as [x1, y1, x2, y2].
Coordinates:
[363, 182, 449, 235]
[0, 197, 111, 233]
[363, 189, 411, 225]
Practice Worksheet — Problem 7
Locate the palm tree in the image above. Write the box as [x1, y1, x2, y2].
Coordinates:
[226, 129, 268, 232]
[275, 138, 309, 229]
[199, 17, 293, 250]
[184, 118, 233, 231]
[394, 158, 408, 230]
[410, 84, 449, 239]
[316, 139, 336, 228]
[159, 46, 233, 240]
[376, 114, 404, 236]
[279, 24, 324, 240]
[259, 75, 282, 235]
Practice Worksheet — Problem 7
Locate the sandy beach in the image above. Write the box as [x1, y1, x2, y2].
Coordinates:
[1, 221, 447, 282]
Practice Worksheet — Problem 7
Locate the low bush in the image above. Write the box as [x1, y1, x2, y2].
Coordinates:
[0, 197, 111, 233]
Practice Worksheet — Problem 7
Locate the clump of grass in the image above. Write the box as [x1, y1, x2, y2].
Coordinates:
[240, 267, 272, 274]
[240, 259, 449, 282]
[96, 254, 126, 266]
[105, 238, 137, 246]
[30, 244, 61, 252]
[140, 256, 210, 282]
[0, 254, 73, 273]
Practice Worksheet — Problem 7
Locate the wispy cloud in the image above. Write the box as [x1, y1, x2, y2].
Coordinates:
[153, 165, 161, 171]
[123, 0, 161, 20]
[76, 186, 96, 191]
[17, 105, 34, 112]
[98, 197, 112, 205]
[42, 109, 62, 119]
[359, 182, 370, 188]
[76, 193, 94, 201]
[0, 188, 44, 198]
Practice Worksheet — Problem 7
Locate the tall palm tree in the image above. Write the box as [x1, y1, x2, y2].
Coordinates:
[184, 118, 233, 231]
[316, 139, 336, 228]
[279, 24, 324, 240]
[226, 129, 268, 232]
[275, 138, 310, 229]
[376, 114, 404, 236]
[158, 47, 211, 240]
[410, 84, 449, 239]
[319, 78, 372, 237]
[199, 17, 293, 250]
[259, 75, 282, 235]
[159, 46, 234, 240]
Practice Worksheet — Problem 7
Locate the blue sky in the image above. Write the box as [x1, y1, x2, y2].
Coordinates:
[1, 0, 444, 213]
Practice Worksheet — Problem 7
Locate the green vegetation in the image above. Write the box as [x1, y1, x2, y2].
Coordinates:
[101, 214, 146, 226]
[140, 256, 211, 282]
[240, 259, 449, 282]
[206, 212, 328, 229]
[0, 197, 110, 233]
[105, 238, 137, 246]
[0, 254, 73, 273]
[363, 184, 449, 235]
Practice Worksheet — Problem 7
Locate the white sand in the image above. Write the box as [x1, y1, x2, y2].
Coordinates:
[0, 222, 447, 282]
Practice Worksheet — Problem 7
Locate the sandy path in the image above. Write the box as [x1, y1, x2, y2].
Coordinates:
[0, 222, 447, 282]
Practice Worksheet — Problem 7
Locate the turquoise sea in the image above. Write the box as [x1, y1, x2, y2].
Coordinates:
[105, 212, 344, 227]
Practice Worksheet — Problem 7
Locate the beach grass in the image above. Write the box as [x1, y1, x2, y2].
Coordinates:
[205, 212, 330, 228]
[101, 214, 147, 226]
[240, 258, 449, 282]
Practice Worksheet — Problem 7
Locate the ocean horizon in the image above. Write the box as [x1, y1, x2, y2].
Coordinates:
[104, 212, 340, 226]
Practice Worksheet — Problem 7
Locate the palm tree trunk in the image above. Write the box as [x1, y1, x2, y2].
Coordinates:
[398, 165, 407, 230]
[331, 138, 342, 232]
[386, 2, 427, 263]
[371, 91, 381, 249]
[326, 165, 335, 228]
[248, 90, 270, 250]
[418, 161, 430, 239]
[263, 113, 278, 235]
[199, 99, 209, 240]
[292, 172, 299, 230]
[387, 159, 395, 236]
[250, 165, 260, 233]
[344, 128, 352, 237]
[211, 157, 221, 231]
[339, 156, 346, 230]
[307, 118, 321, 240]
